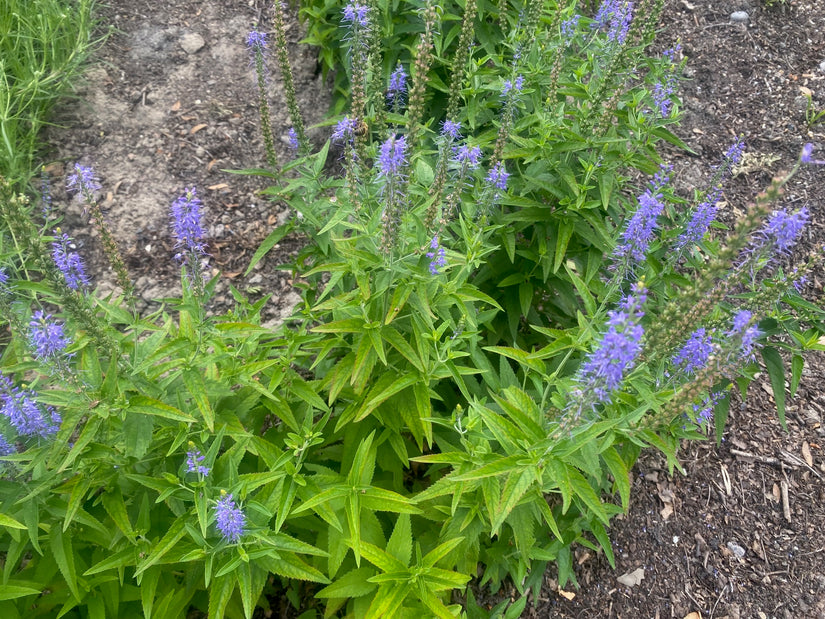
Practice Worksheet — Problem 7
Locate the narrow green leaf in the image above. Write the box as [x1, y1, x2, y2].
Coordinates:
[50, 526, 80, 601]
[244, 224, 290, 276]
[182, 370, 214, 431]
[208, 574, 235, 619]
[600, 447, 630, 510]
[553, 219, 575, 273]
[0, 514, 26, 530]
[134, 516, 187, 577]
[100, 489, 135, 541]
[0, 584, 41, 601]
[316, 567, 377, 598]
[567, 469, 609, 525]
[386, 514, 412, 567]
[128, 396, 195, 422]
[761, 347, 787, 430]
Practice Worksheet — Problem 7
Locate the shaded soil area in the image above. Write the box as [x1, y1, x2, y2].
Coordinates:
[43, 0, 825, 617]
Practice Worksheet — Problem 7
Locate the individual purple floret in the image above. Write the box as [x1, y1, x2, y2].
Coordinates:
[727, 310, 761, 362]
[332, 116, 357, 143]
[215, 492, 246, 543]
[575, 285, 647, 409]
[672, 327, 714, 375]
[342, 1, 370, 29]
[425, 236, 447, 275]
[186, 446, 211, 476]
[453, 145, 482, 170]
[486, 162, 509, 191]
[66, 164, 101, 202]
[0, 267, 8, 290]
[755, 207, 809, 256]
[171, 187, 205, 257]
[801, 143, 825, 165]
[441, 119, 462, 141]
[377, 135, 408, 180]
[29, 311, 71, 362]
[675, 185, 722, 250]
[387, 64, 407, 109]
[52, 231, 90, 291]
[0, 373, 61, 438]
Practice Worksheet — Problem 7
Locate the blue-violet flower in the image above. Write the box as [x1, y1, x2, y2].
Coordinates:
[52, 231, 90, 291]
[215, 492, 246, 543]
[29, 311, 71, 362]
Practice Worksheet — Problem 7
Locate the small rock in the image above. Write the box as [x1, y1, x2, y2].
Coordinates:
[726, 541, 746, 558]
[730, 11, 749, 24]
[180, 32, 205, 54]
[819, 60, 825, 73]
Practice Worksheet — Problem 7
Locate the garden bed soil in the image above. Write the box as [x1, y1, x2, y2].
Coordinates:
[44, 0, 825, 617]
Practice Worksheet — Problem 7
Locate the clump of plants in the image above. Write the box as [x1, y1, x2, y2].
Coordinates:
[1, 0, 824, 618]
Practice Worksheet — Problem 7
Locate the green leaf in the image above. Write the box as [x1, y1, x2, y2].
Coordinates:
[123, 412, 154, 460]
[182, 370, 214, 431]
[567, 469, 609, 525]
[354, 372, 418, 422]
[316, 567, 378, 598]
[0, 513, 26, 530]
[553, 219, 575, 273]
[386, 514, 412, 567]
[208, 574, 235, 619]
[256, 552, 330, 583]
[0, 584, 41, 600]
[135, 516, 187, 578]
[790, 354, 804, 398]
[761, 347, 787, 430]
[50, 526, 81, 601]
[244, 224, 291, 276]
[563, 263, 596, 316]
[600, 447, 630, 510]
[83, 548, 135, 576]
[100, 489, 135, 541]
[483, 346, 545, 374]
[127, 396, 195, 423]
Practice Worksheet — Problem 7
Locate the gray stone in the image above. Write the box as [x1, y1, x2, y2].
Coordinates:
[180, 32, 205, 54]
[730, 11, 749, 24]
[819, 60, 825, 73]
[727, 541, 746, 558]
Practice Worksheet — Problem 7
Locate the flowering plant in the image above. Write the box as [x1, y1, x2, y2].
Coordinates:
[0, 0, 823, 618]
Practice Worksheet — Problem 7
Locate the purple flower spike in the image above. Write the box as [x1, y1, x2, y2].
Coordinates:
[171, 187, 205, 256]
[387, 64, 407, 108]
[0, 373, 61, 438]
[29, 311, 71, 362]
[66, 164, 101, 201]
[377, 135, 408, 180]
[606, 1, 633, 45]
[561, 15, 580, 41]
[52, 231, 90, 291]
[332, 116, 356, 143]
[342, 1, 370, 28]
[675, 186, 722, 250]
[215, 492, 246, 543]
[0, 434, 15, 456]
[186, 446, 211, 476]
[287, 128, 299, 152]
[502, 76, 524, 97]
[724, 138, 746, 168]
[758, 207, 809, 255]
[575, 285, 646, 409]
[672, 327, 714, 375]
[727, 310, 761, 362]
[426, 236, 447, 275]
[453, 145, 482, 170]
[801, 143, 825, 165]
[441, 119, 462, 141]
[486, 162, 509, 191]
[246, 30, 267, 53]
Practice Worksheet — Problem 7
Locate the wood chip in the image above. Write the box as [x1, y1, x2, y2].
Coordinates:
[207, 183, 228, 191]
[780, 480, 791, 522]
[683, 612, 702, 619]
[801, 441, 813, 467]
[617, 567, 645, 587]
[190, 123, 208, 134]
[720, 463, 732, 496]
[170, 100, 181, 111]
[558, 589, 575, 601]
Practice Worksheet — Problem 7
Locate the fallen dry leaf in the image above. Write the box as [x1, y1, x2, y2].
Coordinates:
[558, 589, 575, 601]
[660, 503, 674, 520]
[190, 123, 208, 134]
[170, 100, 181, 111]
[617, 567, 645, 587]
[207, 183, 229, 191]
[683, 612, 702, 619]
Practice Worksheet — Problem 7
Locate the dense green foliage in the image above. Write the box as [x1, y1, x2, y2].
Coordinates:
[0, 0, 823, 618]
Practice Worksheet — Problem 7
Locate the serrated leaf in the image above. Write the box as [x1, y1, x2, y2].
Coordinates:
[135, 516, 187, 578]
[600, 447, 630, 510]
[208, 574, 235, 619]
[128, 396, 195, 422]
[316, 567, 377, 598]
[0, 513, 26, 530]
[50, 526, 80, 601]
[567, 468, 609, 525]
[0, 584, 41, 600]
[182, 370, 214, 431]
[386, 514, 412, 567]
[100, 489, 135, 541]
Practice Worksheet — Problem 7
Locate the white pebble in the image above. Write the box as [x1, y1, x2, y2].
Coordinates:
[730, 11, 749, 24]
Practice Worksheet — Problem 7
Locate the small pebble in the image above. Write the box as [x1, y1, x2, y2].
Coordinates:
[730, 11, 749, 24]
[727, 541, 746, 558]
[180, 32, 205, 54]
[819, 60, 825, 73]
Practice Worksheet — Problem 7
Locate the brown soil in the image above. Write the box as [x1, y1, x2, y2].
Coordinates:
[43, 0, 825, 617]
